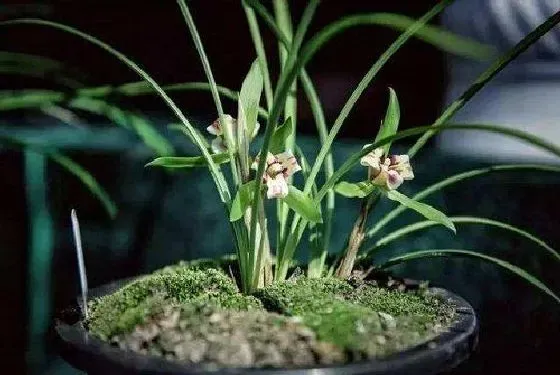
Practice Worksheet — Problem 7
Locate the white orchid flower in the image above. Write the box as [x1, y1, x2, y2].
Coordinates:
[251, 151, 302, 199]
[206, 114, 260, 154]
[360, 146, 414, 191]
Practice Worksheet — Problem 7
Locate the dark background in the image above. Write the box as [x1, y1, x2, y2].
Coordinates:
[1, 1, 558, 374]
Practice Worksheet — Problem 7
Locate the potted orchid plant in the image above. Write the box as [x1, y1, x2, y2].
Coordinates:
[2, 0, 560, 373]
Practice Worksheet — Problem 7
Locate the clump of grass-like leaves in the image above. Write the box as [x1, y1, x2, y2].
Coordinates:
[1, 0, 559, 305]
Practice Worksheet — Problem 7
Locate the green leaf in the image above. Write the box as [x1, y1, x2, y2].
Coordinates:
[366, 164, 560, 238]
[281, 186, 322, 223]
[374, 87, 400, 155]
[334, 181, 375, 198]
[0, 51, 86, 87]
[239, 60, 264, 138]
[69, 97, 174, 156]
[316, 123, 560, 205]
[299, 1, 451, 199]
[408, 9, 560, 157]
[0, 19, 233, 203]
[0, 133, 116, 218]
[269, 117, 294, 154]
[365, 216, 560, 263]
[230, 180, 257, 222]
[146, 154, 229, 168]
[0, 83, 270, 119]
[168, 123, 209, 149]
[386, 190, 455, 233]
[49, 153, 117, 219]
[379, 249, 560, 304]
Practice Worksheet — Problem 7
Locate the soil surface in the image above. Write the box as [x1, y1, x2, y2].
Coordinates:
[86, 262, 456, 368]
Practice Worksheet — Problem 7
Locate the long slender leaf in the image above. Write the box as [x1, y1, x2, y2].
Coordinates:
[176, 1, 224, 117]
[282, 123, 560, 282]
[0, 132, 117, 218]
[308, 13, 494, 61]
[366, 164, 560, 238]
[246, 2, 493, 60]
[168, 123, 210, 149]
[364, 216, 560, 263]
[334, 180, 375, 198]
[282, 186, 322, 224]
[230, 180, 258, 222]
[0, 18, 232, 203]
[243, 4, 274, 110]
[272, 0, 298, 151]
[248, 0, 320, 271]
[0, 82, 270, 119]
[316, 124, 560, 204]
[408, 10, 560, 157]
[375, 87, 400, 155]
[49, 152, 117, 218]
[269, 117, 293, 154]
[386, 190, 455, 232]
[300, 71, 335, 271]
[238, 60, 264, 140]
[247, 0, 336, 269]
[39, 105, 84, 129]
[273, 1, 454, 281]
[69, 97, 174, 156]
[177, 1, 239, 185]
[146, 154, 230, 168]
[303, 1, 452, 198]
[0, 51, 86, 87]
[379, 249, 560, 304]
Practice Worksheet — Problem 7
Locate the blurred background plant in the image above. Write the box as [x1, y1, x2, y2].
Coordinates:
[0, 1, 559, 375]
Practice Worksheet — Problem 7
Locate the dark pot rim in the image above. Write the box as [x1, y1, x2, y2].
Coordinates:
[54, 278, 478, 375]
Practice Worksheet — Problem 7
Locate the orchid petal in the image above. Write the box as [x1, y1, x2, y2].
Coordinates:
[266, 174, 289, 199]
[211, 137, 227, 154]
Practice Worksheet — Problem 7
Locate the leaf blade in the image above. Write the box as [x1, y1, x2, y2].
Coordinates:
[230, 180, 257, 222]
[379, 249, 560, 304]
[49, 152, 117, 218]
[366, 164, 560, 238]
[282, 186, 322, 223]
[269, 117, 294, 154]
[386, 190, 455, 232]
[375, 87, 400, 155]
[239, 59, 264, 138]
[334, 181, 375, 198]
[362, 216, 560, 264]
[146, 154, 230, 168]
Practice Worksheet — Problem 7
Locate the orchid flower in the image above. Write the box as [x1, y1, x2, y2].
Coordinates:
[206, 114, 260, 154]
[360, 147, 414, 191]
[251, 151, 302, 199]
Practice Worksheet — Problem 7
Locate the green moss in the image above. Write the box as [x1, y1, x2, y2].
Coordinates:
[349, 286, 454, 325]
[154, 255, 238, 275]
[255, 277, 454, 358]
[87, 264, 455, 362]
[88, 267, 262, 339]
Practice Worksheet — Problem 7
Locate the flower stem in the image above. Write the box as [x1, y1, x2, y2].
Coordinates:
[335, 191, 380, 278]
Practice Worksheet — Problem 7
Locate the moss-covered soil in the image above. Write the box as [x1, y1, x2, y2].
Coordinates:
[86, 262, 456, 368]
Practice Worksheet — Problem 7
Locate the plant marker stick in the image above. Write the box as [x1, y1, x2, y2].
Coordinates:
[71, 209, 89, 319]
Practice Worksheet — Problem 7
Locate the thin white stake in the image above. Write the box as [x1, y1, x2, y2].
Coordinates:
[71, 209, 89, 319]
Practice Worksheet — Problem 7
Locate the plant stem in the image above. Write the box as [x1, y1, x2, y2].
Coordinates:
[335, 191, 380, 278]
[301, 71, 334, 277]
[273, 0, 296, 256]
[248, 0, 320, 284]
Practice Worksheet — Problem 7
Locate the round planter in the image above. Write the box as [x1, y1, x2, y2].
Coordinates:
[54, 278, 478, 375]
